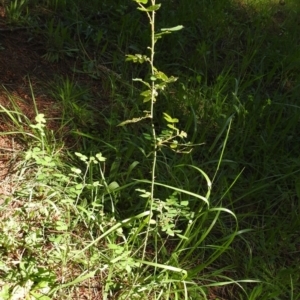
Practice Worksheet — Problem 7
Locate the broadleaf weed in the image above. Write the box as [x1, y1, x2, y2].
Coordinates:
[108, 0, 240, 298]
[1, 0, 299, 298]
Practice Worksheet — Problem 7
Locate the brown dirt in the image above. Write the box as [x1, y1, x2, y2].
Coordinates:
[0, 25, 59, 196]
[0, 7, 107, 299]
[0, 7, 105, 199]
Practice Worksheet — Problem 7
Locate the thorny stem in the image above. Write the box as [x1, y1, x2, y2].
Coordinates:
[137, 0, 158, 260]
[148, 0, 157, 259]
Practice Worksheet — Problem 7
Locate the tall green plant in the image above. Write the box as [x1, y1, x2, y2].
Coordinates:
[116, 1, 244, 299]
[121, 0, 187, 243]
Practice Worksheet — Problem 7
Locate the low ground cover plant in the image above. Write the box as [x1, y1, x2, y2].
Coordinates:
[0, 0, 299, 299]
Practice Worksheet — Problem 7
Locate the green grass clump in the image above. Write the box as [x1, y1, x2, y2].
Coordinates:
[0, 0, 300, 299]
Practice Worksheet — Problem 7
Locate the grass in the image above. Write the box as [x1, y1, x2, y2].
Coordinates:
[0, 0, 300, 299]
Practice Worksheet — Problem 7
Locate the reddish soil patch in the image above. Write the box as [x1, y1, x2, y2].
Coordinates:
[0, 10, 100, 199]
[0, 22, 59, 197]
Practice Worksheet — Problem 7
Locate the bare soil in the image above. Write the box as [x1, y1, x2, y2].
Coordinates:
[0, 18, 61, 194]
[0, 8, 105, 204]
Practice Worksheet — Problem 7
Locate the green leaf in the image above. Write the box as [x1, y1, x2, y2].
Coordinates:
[134, 0, 148, 4]
[140, 89, 152, 102]
[176, 233, 189, 240]
[35, 113, 46, 124]
[25, 150, 33, 160]
[132, 78, 151, 89]
[108, 181, 120, 192]
[55, 220, 68, 231]
[96, 153, 106, 162]
[74, 183, 83, 190]
[30, 292, 51, 300]
[163, 112, 179, 123]
[0, 284, 10, 300]
[108, 244, 124, 255]
[137, 4, 161, 12]
[135, 259, 187, 279]
[50, 271, 96, 293]
[71, 167, 82, 174]
[75, 152, 88, 162]
[166, 75, 178, 83]
[140, 90, 152, 97]
[157, 72, 168, 81]
[136, 188, 151, 198]
[125, 54, 148, 63]
[143, 95, 154, 103]
[180, 201, 189, 206]
[167, 124, 178, 130]
[170, 140, 178, 149]
[154, 32, 171, 41]
[161, 25, 184, 32]
[179, 130, 187, 138]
